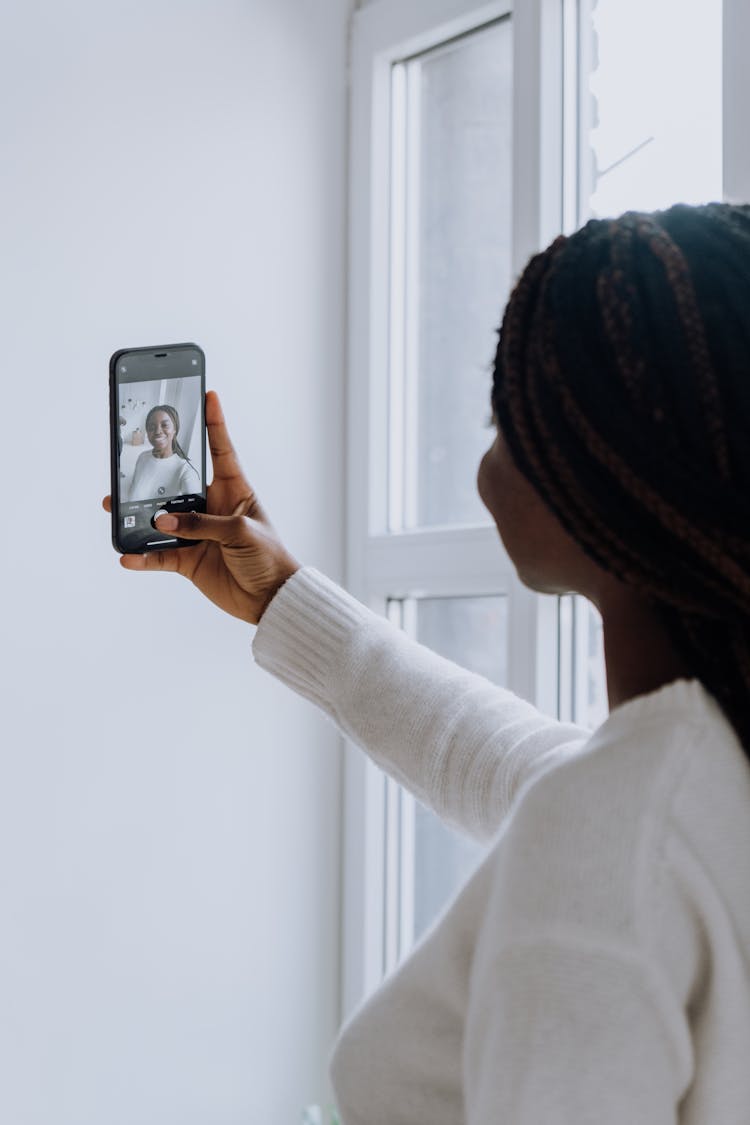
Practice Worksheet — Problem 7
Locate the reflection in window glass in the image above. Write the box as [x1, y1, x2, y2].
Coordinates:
[583, 0, 722, 218]
[412, 595, 507, 941]
[389, 19, 512, 530]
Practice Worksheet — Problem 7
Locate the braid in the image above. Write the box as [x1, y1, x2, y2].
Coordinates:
[493, 202, 750, 751]
[638, 218, 731, 480]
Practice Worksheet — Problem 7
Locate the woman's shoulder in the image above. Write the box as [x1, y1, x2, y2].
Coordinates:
[487, 678, 749, 943]
[134, 449, 152, 466]
[509, 680, 738, 842]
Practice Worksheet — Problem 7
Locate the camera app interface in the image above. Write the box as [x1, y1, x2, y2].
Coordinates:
[116, 353, 205, 551]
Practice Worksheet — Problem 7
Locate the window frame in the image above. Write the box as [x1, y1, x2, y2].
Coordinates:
[342, 0, 565, 1022]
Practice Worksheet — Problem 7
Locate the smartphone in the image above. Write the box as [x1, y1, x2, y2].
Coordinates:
[109, 343, 207, 554]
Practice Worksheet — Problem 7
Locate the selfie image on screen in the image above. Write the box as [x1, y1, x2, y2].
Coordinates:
[116, 375, 204, 544]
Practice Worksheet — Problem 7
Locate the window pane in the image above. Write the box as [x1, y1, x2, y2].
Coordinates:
[390, 19, 513, 530]
[416, 595, 507, 686]
[412, 595, 507, 940]
[558, 595, 608, 729]
[585, 601, 607, 728]
[583, 0, 722, 217]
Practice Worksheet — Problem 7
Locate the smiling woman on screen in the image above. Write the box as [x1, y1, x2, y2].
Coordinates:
[128, 404, 200, 502]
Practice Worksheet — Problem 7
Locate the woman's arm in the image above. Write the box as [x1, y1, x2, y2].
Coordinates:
[253, 567, 588, 843]
[106, 393, 588, 843]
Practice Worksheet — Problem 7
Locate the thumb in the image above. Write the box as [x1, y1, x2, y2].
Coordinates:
[154, 508, 253, 544]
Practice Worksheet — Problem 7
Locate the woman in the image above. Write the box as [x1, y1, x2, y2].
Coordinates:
[127, 404, 201, 502]
[106, 202, 750, 1122]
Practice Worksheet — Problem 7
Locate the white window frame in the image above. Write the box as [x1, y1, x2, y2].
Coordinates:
[342, 0, 566, 1022]
[341, 0, 748, 1025]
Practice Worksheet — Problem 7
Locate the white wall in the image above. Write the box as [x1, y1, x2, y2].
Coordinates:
[0, 1, 350, 1121]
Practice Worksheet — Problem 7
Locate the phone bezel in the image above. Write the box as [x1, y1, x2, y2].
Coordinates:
[109, 342, 207, 554]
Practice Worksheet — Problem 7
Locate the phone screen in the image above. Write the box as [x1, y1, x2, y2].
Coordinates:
[110, 343, 207, 553]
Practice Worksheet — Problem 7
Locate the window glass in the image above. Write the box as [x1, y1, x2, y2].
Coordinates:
[583, 601, 607, 728]
[389, 19, 513, 530]
[583, 0, 723, 217]
[412, 595, 507, 940]
[558, 596, 608, 729]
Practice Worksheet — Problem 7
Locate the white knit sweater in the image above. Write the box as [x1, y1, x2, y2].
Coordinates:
[253, 567, 750, 1124]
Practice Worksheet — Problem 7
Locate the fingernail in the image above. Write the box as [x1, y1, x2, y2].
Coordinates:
[154, 511, 178, 531]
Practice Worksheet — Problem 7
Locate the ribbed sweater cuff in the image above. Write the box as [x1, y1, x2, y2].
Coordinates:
[252, 567, 378, 712]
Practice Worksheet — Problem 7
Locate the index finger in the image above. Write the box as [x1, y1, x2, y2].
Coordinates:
[206, 390, 242, 478]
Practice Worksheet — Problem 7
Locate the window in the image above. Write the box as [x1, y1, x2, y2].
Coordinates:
[581, 0, 723, 221]
[344, 0, 552, 1017]
[344, 0, 734, 1022]
[373, 17, 516, 972]
[383, 594, 508, 966]
[388, 18, 512, 531]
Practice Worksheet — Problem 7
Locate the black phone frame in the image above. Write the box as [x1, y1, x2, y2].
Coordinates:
[109, 342, 207, 554]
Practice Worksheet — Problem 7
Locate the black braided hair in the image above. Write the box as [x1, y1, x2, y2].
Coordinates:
[492, 202, 750, 749]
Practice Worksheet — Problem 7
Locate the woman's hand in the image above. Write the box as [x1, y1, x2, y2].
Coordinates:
[103, 390, 300, 625]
